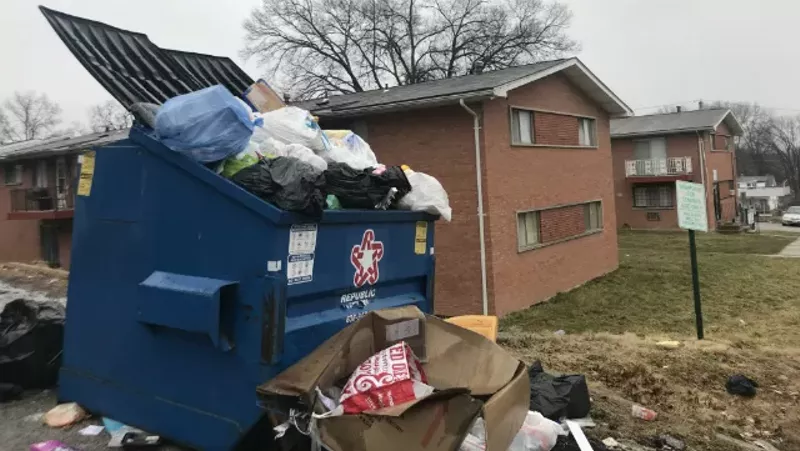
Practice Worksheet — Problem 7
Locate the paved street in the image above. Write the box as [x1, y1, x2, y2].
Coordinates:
[755, 222, 800, 233]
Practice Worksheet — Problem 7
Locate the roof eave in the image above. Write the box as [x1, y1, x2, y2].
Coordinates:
[311, 90, 495, 117]
[492, 58, 633, 117]
[611, 127, 714, 139]
[716, 110, 745, 136]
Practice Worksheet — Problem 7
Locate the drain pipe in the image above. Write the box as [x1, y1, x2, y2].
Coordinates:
[459, 99, 489, 316]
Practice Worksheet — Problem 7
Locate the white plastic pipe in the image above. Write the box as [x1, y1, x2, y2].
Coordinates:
[459, 99, 489, 316]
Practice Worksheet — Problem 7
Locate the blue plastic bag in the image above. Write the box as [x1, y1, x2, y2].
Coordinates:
[155, 85, 255, 162]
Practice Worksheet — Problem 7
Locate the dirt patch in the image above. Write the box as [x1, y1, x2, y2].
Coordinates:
[500, 330, 800, 451]
[0, 263, 68, 299]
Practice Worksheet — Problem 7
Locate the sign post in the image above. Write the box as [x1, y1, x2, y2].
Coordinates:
[676, 181, 708, 339]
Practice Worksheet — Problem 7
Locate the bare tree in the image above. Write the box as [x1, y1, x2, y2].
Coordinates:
[243, 0, 578, 98]
[0, 109, 12, 144]
[3, 91, 63, 141]
[709, 101, 778, 177]
[89, 100, 132, 132]
[760, 115, 800, 200]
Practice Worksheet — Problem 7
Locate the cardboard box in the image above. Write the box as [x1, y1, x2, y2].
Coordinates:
[258, 306, 529, 451]
[244, 79, 285, 113]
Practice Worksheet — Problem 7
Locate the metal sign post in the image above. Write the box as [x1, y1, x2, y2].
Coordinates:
[676, 181, 709, 339]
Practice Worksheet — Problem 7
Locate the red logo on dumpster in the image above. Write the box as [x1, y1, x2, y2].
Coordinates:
[351, 229, 384, 287]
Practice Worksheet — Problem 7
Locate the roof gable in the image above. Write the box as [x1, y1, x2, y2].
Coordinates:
[296, 58, 632, 118]
[611, 109, 744, 138]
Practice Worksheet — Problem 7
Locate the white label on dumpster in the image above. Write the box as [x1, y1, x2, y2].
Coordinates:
[287, 254, 314, 285]
[386, 319, 420, 342]
[288, 224, 318, 255]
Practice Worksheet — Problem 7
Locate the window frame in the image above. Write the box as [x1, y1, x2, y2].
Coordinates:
[508, 106, 599, 149]
[516, 210, 541, 251]
[35, 160, 48, 188]
[517, 200, 604, 252]
[632, 184, 676, 209]
[584, 201, 603, 232]
[510, 108, 534, 145]
[4, 164, 22, 186]
[578, 117, 597, 147]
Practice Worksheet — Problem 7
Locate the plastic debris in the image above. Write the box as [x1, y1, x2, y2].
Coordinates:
[631, 404, 658, 421]
[30, 440, 80, 451]
[397, 168, 452, 221]
[655, 341, 681, 349]
[554, 330, 566, 336]
[529, 361, 591, 420]
[726, 374, 758, 397]
[44, 402, 87, 427]
[78, 425, 104, 436]
[602, 437, 620, 448]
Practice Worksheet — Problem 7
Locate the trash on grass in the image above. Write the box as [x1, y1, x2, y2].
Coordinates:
[257, 306, 530, 451]
[631, 404, 658, 421]
[655, 435, 685, 450]
[397, 168, 452, 221]
[78, 424, 105, 436]
[528, 360, 591, 421]
[120, 432, 162, 448]
[602, 437, 620, 448]
[726, 374, 758, 397]
[567, 416, 596, 428]
[155, 85, 256, 163]
[30, 440, 80, 451]
[461, 411, 566, 451]
[103, 417, 146, 448]
[655, 341, 681, 350]
[44, 402, 87, 427]
[0, 299, 65, 389]
[444, 315, 498, 342]
[565, 420, 595, 451]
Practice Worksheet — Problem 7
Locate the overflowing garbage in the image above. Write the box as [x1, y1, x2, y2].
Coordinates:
[153, 84, 452, 220]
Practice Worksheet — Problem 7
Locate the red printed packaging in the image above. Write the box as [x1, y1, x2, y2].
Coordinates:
[339, 341, 433, 414]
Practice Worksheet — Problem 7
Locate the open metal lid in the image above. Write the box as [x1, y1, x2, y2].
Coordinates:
[40, 6, 254, 109]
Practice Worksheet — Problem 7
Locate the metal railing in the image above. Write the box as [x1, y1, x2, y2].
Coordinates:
[625, 157, 692, 177]
[9, 186, 74, 213]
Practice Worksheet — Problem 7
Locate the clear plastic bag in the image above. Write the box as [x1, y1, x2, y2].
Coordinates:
[324, 130, 379, 169]
[155, 85, 255, 163]
[258, 106, 330, 153]
[398, 169, 452, 221]
[459, 412, 564, 451]
[253, 132, 327, 172]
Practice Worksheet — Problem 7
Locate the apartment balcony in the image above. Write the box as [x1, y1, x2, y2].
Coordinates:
[625, 157, 693, 182]
[9, 186, 75, 220]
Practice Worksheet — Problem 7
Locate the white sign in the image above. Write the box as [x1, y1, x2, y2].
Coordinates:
[287, 254, 314, 285]
[287, 224, 317, 285]
[676, 181, 708, 232]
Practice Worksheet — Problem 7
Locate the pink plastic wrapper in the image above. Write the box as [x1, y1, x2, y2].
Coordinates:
[30, 441, 80, 451]
[339, 341, 432, 414]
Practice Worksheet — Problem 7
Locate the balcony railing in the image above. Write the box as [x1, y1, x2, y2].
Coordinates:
[625, 157, 692, 177]
[10, 186, 74, 213]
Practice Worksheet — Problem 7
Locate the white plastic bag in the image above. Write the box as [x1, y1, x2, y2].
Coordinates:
[508, 412, 565, 451]
[324, 130, 379, 169]
[255, 134, 327, 172]
[459, 412, 565, 451]
[398, 169, 452, 221]
[318, 145, 376, 170]
[258, 106, 330, 153]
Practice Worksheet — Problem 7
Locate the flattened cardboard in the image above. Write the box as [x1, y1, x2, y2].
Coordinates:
[245, 79, 285, 113]
[257, 306, 529, 451]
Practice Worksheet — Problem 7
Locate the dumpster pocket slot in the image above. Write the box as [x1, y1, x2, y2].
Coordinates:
[138, 271, 238, 351]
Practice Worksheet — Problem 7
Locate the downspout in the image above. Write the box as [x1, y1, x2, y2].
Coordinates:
[696, 130, 709, 224]
[459, 98, 489, 316]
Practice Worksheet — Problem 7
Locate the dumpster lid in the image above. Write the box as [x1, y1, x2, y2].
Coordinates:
[39, 6, 254, 109]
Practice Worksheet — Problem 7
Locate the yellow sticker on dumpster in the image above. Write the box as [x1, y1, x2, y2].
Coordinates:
[415, 221, 427, 255]
[77, 151, 96, 196]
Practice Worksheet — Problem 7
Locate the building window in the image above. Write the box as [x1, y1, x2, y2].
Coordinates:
[584, 201, 603, 231]
[634, 138, 667, 160]
[517, 210, 541, 249]
[510, 108, 534, 145]
[633, 184, 675, 208]
[4, 164, 22, 185]
[35, 160, 48, 188]
[578, 118, 596, 146]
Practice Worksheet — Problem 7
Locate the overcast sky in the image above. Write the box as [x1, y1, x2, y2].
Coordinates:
[2, 0, 799, 125]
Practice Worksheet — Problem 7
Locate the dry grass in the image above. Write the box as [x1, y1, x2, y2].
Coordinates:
[501, 231, 800, 450]
[0, 262, 68, 298]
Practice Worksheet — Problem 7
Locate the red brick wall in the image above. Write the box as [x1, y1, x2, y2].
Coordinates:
[481, 72, 619, 316]
[539, 205, 586, 243]
[362, 105, 484, 316]
[611, 133, 702, 229]
[0, 162, 41, 264]
[533, 112, 579, 146]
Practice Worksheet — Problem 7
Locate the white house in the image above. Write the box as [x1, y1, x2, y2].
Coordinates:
[738, 175, 791, 212]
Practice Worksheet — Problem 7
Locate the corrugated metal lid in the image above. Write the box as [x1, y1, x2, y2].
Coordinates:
[40, 6, 254, 108]
[0, 129, 130, 162]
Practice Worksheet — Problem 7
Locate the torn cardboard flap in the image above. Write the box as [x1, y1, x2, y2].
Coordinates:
[257, 306, 530, 451]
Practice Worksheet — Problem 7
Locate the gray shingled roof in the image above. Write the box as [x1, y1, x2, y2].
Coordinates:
[0, 129, 129, 162]
[294, 58, 632, 117]
[611, 109, 743, 138]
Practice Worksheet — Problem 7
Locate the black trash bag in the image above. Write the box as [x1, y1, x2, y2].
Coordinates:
[0, 383, 22, 402]
[726, 374, 758, 397]
[232, 157, 326, 217]
[0, 299, 65, 389]
[324, 163, 411, 210]
[528, 360, 591, 421]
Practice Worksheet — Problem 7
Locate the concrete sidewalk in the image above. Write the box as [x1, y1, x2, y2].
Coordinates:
[778, 237, 800, 257]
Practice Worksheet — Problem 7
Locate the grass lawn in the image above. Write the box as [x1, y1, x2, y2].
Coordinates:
[500, 231, 800, 450]
[503, 231, 800, 341]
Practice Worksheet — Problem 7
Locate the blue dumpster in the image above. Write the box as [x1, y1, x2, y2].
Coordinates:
[61, 126, 436, 450]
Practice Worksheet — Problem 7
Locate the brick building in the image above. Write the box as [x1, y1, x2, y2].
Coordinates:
[610, 109, 743, 230]
[300, 58, 632, 316]
[0, 130, 127, 268]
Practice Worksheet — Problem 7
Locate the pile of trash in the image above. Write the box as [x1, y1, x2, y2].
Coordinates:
[151, 84, 452, 220]
[257, 306, 597, 451]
